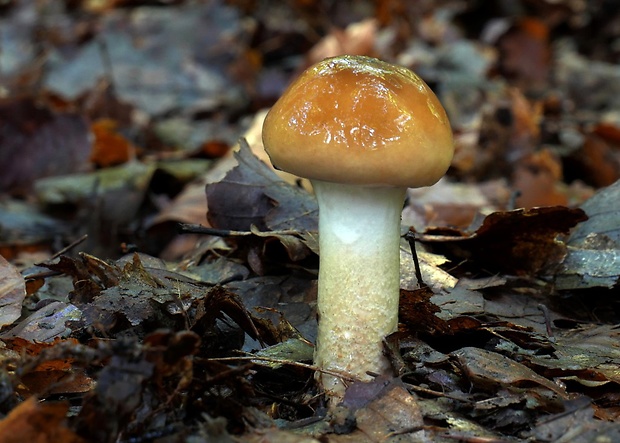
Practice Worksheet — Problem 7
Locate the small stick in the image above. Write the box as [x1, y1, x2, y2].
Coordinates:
[538, 303, 556, 342]
[405, 230, 426, 288]
[51, 234, 88, 260]
[178, 223, 300, 238]
[178, 224, 252, 237]
[206, 355, 356, 383]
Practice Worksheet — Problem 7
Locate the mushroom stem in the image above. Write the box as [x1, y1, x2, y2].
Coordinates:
[312, 179, 406, 400]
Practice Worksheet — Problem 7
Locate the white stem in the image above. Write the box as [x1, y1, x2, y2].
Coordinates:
[312, 180, 406, 400]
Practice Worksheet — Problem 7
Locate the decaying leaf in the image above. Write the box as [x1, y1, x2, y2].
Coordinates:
[421, 206, 587, 275]
[90, 118, 136, 167]
[530, 397, 620, 443]
[0, 97, 91, 195]
[206, 139, 318, 233]
[0, 255, 26, 328]
[42, 252, 263, 343]
[350, 379, 427, 442]
[1, 301, 81, 342]
[528, 323, 620, 387]
[73, 330, 200, 442]
[34, 160, 155, 207]
[494, 17, 551, 93]
[399, 287, 450, 336]
[2, 337, 94, 397]
[452, 347, 568, 399]
[555, 179, 620, 289]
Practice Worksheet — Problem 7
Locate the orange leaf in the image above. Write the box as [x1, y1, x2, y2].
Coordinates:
[0, 398, 85, 443]
[90, 118, 135, 167]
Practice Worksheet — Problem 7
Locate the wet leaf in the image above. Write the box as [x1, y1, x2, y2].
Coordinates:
[555, 179, 620, 289]
[1, 301, 81, 342]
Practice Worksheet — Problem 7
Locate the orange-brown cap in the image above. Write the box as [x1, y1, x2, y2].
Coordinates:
[262, 55, 454, 188]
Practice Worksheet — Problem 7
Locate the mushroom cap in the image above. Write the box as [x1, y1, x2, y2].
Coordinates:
[262, 55, 454, 188]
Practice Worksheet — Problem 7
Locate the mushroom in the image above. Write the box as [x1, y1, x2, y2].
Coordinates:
[262, 55, 454, 401]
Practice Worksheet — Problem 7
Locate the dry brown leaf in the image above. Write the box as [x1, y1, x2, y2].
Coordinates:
[352, 380, 428, 442]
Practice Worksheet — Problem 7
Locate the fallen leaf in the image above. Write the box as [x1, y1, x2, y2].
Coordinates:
[44, 3, 250, 116]
[206, 139, 318, 232]
[33, 160, 155, 207]
[90, 118, 136, 167]
[494, 17, 551, 92]
[513, 149, 568, 208]
[555, 179, 620, 289]
[421, 206, 587, 275]
[1, 301, 81, 342]
[252, 337, 314, 369]
[399, 286, 450, 336]
[0, 397, 85, 443]
[305, 19, 378, 66]
[528, 323, 620, 387]
[566, 130, 620, 188]
[1, 337, 94, 397]
[0, 200, 66, 260]
[352, 379, 427, 442]
[452, 347, 568, 398]
[0, 255, 26, 328]
[530, 397, 620, 443]
[0, 96, 91, 195]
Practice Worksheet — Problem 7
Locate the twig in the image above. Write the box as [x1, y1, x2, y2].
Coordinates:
[178, 223, 301, 238]
[206, 354, 356, 382]
[51, 234, 88, 260]
[538, 303, 556, 342]
[404, 230, 426, 288]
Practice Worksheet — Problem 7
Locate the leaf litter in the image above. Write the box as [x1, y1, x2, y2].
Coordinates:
[1, 0, 620, 442]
